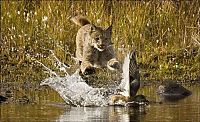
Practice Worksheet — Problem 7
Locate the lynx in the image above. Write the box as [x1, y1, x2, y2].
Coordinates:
[71, 16, 120, 75]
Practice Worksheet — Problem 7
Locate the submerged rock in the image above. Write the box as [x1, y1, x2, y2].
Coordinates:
[157, 82, 192, 101]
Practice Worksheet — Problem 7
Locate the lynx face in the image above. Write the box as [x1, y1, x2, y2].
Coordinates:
[90, 26, 112, 51]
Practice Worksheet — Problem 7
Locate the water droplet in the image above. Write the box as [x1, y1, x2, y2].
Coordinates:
[97, 19, 101, 23]
[12, 26, 15, 30]
[175, 63, 179, 68]
[42, 16, 48, 22]
[11, 47, 14, 51]
[26, 17, 29, 22]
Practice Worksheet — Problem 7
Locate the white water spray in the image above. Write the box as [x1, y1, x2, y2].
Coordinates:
[40, 52, 132, 106]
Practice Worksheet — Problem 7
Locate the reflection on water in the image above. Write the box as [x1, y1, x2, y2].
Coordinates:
[0, 103, 66, 121]
[57, 106, 146, 122]
[1, 84, 200, 121]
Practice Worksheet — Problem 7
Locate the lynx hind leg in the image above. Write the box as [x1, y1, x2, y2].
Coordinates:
[80, 61, 96, 75]
[107, 58, 121, 71]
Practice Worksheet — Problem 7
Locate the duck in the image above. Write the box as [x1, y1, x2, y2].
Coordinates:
[157, 82, 192, 101]
[127, 95, 149, 107]
[101, 50, 149, 106]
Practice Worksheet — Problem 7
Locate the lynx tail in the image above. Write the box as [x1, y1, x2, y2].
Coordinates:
[70, 16, 90, 26]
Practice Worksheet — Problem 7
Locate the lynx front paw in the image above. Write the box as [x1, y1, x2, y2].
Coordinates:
[107, 59, 121, 71]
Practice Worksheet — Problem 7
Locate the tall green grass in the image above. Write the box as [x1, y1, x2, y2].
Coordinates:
[1, 0, 200, 84]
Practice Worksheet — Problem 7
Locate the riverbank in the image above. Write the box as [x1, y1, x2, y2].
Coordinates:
[1, 1, 200, 84]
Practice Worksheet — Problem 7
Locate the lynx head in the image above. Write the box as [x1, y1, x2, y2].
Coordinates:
[89, 25, 112, 51]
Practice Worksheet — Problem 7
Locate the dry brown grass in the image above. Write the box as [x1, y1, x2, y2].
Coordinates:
[1, 1, 200, 85]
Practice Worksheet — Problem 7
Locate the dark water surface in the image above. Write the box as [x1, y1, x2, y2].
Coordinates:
[1, 84, 200, 122]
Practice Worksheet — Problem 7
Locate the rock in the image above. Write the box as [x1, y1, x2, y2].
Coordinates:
[157, 82, 192, 101]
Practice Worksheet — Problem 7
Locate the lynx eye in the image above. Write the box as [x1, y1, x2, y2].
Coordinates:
[95, 37, 100, 41]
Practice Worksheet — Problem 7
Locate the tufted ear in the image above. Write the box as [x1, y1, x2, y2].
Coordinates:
[106, 25, 112, 36]
[90, 25, 96, 33]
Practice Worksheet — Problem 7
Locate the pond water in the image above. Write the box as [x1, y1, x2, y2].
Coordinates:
[1, 83, 199, 122]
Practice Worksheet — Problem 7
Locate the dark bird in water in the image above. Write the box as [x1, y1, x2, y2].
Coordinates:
[129, 49, 140, 98]
[0, 95, 7, 103]
[126, 95, 149, 107]
[157, 82, 192, 102]
[132, 95, 149, 105]
[112, 49, 148, 106]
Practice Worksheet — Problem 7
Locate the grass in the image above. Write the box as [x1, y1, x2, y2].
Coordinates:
[1, 0, 200, 85]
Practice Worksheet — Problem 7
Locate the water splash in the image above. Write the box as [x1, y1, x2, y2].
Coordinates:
[41, 70, 116, 106]
[40, 52, 131, 107]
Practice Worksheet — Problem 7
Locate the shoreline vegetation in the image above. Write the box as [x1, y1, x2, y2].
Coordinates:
[1, 1, 200, 86]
